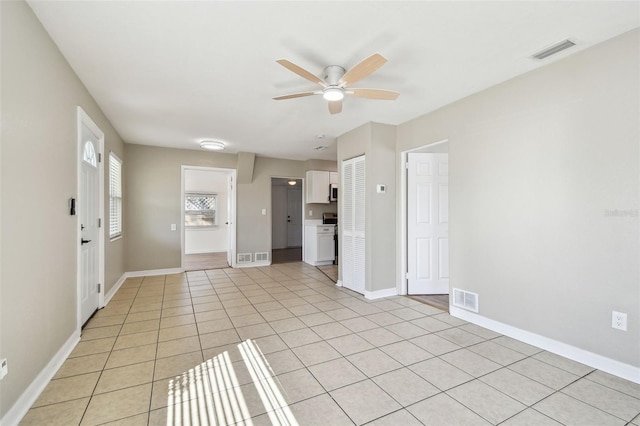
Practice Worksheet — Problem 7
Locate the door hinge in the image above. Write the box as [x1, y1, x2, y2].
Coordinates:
[98, 218, 102, 228]
[98, 153, 102, 163]
[405, 272, 410, 280]
[405, 162, 409, 169]
[97, 283, 101, 293]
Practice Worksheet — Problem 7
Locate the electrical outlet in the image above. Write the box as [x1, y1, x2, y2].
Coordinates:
[612, 311, 627, 331]
[0, 358, 7, 380]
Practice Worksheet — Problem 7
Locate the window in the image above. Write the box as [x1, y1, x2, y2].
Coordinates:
[185, 193, 217, 227]
[109, 153, 122, 239]
[83, 141, 97, 167]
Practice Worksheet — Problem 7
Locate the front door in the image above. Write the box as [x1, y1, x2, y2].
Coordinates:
[407, 153, 449, 294]
[79, 123, 101, 325]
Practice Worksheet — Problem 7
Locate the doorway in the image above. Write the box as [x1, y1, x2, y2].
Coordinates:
[401, 141, 450, 307]
[77, 107, 105, 328]
[271, 177, 303, 263]
[181, 166, 236, 271]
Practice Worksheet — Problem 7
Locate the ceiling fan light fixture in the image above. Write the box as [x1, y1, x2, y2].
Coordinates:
[200, 140, 225, 151]
[322, 87, 344, 101]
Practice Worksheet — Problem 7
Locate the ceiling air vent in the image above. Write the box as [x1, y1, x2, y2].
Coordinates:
[532, 39, 576, 60]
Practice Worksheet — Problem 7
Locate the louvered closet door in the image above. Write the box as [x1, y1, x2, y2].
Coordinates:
[342, 161, 354, 286]
[341, 155, 365, 294]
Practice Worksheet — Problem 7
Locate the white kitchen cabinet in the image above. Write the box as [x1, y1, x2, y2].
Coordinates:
[306, 170, 331, 204]
[304, 225, 335, 266]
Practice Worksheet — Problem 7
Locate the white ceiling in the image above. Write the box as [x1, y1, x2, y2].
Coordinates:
[28, 1, 639, 161]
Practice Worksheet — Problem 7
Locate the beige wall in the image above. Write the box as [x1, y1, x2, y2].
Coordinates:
[397, 29, 640, 367]
[124, 146, 311, 269]
[124, 144, 236, 271]
[0, 1, 126, 417]
[368, 123, 397, 292]
[337, 122, 397, 293]
[238, 156, 306, 256]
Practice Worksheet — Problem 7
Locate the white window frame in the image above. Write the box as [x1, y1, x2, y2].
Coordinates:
[109, 152, 123, 240]
[185, 192, 217, 228]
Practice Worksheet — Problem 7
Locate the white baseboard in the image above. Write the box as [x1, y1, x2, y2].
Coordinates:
[125, 267, 184, 278]
[184, 249, 227, 255]
[305, 260, 334, 266]
[103, 273, 127, 307]
[234, 260, 271, 269]
[1, 331, 81, 426]
[449, 306, 640, 384]
[364, 287, 398, 300]
[336, 280, 343, 287]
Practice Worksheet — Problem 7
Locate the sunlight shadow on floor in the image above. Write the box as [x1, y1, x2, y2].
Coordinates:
[167, 339, 298, 425]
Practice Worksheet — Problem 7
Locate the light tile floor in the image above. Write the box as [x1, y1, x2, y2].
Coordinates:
[21, 262, 640, 425]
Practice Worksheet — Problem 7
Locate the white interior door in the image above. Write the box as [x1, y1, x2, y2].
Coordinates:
[227, 173, 235, 266]
[271, 185, 288, 249]
[407, 153, 449, 294]
[79, 124, 101, 325]
[286, 186, 302, 247]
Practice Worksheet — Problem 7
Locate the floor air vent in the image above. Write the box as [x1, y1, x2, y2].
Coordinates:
[452, 288, 479, 313]
[237, 253, 252, 264]
[255, 252, 269, 262]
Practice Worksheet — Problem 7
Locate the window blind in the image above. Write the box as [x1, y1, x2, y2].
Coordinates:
[109, 153, 122, 239]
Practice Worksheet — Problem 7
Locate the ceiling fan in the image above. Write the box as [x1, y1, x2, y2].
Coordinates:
[273, 53, 399, 114]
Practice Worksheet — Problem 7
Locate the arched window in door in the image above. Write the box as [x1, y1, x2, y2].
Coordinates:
[83, 141, 97, 167]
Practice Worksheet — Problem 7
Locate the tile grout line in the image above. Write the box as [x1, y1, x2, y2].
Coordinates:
[79, 275, 144, 425]
[26, 264, 640, 425]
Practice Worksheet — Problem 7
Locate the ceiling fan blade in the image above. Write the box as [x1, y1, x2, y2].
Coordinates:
[273, 91, 318, 100]
[328, 100, 342, 114]
[339, 53, 387, 86]
[349, 88, 399, 100]
[276, 59, 327, 87]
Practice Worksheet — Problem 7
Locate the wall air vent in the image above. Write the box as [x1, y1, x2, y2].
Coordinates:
[255, 252, 269, 262]
[237, 253, 252, 264]
[452, 288, 479, 313]
[532, 39, 576, 60]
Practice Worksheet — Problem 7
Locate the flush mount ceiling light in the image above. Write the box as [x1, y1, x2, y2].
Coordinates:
[288, 179, 297, 186]
[200, 140, 225, 151]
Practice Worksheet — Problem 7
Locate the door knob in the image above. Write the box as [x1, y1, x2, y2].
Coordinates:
[81, 238, 92, 245]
